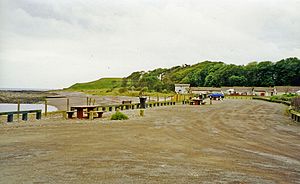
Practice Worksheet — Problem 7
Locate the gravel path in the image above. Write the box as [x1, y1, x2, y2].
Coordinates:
[0, 99, 299, 183]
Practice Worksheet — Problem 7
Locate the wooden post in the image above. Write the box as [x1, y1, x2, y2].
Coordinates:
[149, 96, 151, 102]
[86, 97, 89, 105]
[157, 95, 159, 102]
[45, 99, 48, 117]
[93, 99, 96, 105]
[17, 99, 20, 123]
[89, 98, 92, 105]
[62, 111, 66, 119]
[67, 98, 70, 111]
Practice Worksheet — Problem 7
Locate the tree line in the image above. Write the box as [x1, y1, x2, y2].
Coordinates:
[124, 57, 300, 92]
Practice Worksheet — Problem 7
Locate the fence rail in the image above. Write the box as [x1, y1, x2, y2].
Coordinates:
[96, 101, 178, 112]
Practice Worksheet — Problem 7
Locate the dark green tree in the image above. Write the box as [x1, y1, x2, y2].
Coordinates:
[274, 57, 300, 86]
[229, 75, 247, 86]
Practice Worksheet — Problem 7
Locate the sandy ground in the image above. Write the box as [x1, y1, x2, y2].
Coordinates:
[0, 99, 299, 183]
[47, 91, 170, 111]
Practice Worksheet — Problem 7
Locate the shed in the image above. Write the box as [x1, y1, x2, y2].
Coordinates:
[275, 86, 300, 95]
[253, 87, 275, 96]
[191, 87, 222, 95]
[175, 84, 190, 94]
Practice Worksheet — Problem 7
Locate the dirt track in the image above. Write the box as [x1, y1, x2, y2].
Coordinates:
[0, 100, 300, 183]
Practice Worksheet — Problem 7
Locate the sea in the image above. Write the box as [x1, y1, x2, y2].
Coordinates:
[0, 103, 57, 113]
[0, 88, 60, 112]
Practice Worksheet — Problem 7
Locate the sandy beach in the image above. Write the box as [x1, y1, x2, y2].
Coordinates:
[46, 91, 171, 111]
[0, 99, 299, 183]
[46, 91, 141, 111]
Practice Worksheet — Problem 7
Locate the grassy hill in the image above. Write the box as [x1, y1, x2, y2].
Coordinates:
[66, 77, 173, 97]
[68, 78, 123, 90]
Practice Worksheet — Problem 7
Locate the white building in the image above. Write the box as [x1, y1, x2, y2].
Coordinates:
[275, 86, 300, 95]
[253, 87, 275, 96]
[175, 84, 190, 94]
[221, 87, 254, 95]
[190, 87, 222, 95]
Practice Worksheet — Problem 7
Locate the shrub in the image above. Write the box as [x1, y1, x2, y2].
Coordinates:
[111, 111, 129, 120]
[139, 87, 148, 96]
[106, 88, 113, 92]
[118, 87, 128, 93]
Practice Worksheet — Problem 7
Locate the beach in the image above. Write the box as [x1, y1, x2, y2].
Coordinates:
[0, 90, 143, 112]
[0, 99, 299, 183]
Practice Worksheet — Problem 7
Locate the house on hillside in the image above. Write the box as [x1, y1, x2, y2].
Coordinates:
[275, 86, 300, 95]
[253, 87, 275, 96]
[175, 84, 190, 94]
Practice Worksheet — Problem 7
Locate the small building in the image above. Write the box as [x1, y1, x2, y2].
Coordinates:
[253, 87, 275, 96]
[190, 87, 222, 95]
[234, 87, 254, 95]
[275, 86, 300, 95]
[221, 87, 253, 95]
[221, 87, 234, 95]
[175, 84, 190, 94]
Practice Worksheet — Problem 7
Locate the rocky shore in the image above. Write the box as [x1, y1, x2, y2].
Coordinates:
[0, 90, 57, 104]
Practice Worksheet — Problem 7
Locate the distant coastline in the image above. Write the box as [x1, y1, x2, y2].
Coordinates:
[0, 90, 57, 104]
[0, 88, 59, 92]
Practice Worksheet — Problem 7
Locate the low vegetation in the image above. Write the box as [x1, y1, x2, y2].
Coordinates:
[270, 94, 298, 102]
[110, 111, 129, 120]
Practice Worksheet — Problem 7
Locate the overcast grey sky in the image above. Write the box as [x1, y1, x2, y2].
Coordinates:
[0, 0, 299, 89]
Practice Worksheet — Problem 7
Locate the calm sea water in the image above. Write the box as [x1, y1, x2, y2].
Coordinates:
[0, 103, 57, 113]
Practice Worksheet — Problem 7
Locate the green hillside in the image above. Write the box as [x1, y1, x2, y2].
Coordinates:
[125, 57, 300, 91]
[68, 78, 122, 90]
[67, 57, 300, 93]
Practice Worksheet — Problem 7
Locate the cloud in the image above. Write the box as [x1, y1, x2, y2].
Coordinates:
[0, 0, 299, 88]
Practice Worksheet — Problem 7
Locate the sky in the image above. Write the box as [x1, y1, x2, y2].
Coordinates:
[0, 0, 299, 89]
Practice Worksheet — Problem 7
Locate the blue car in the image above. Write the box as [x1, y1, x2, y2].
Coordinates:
[208, 93, 224, 98]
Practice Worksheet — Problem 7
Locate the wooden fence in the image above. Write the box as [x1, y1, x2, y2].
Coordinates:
[290, 110, 300, 122]
[97, 101, 178, 112]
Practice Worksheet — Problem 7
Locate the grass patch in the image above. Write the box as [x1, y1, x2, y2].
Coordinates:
[253, 96, 291, 106]
[64, 87, 174, 98]
[270, 94, 298, 102]
[67, 78, 123, 90]
[111, 111, 129, 120]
